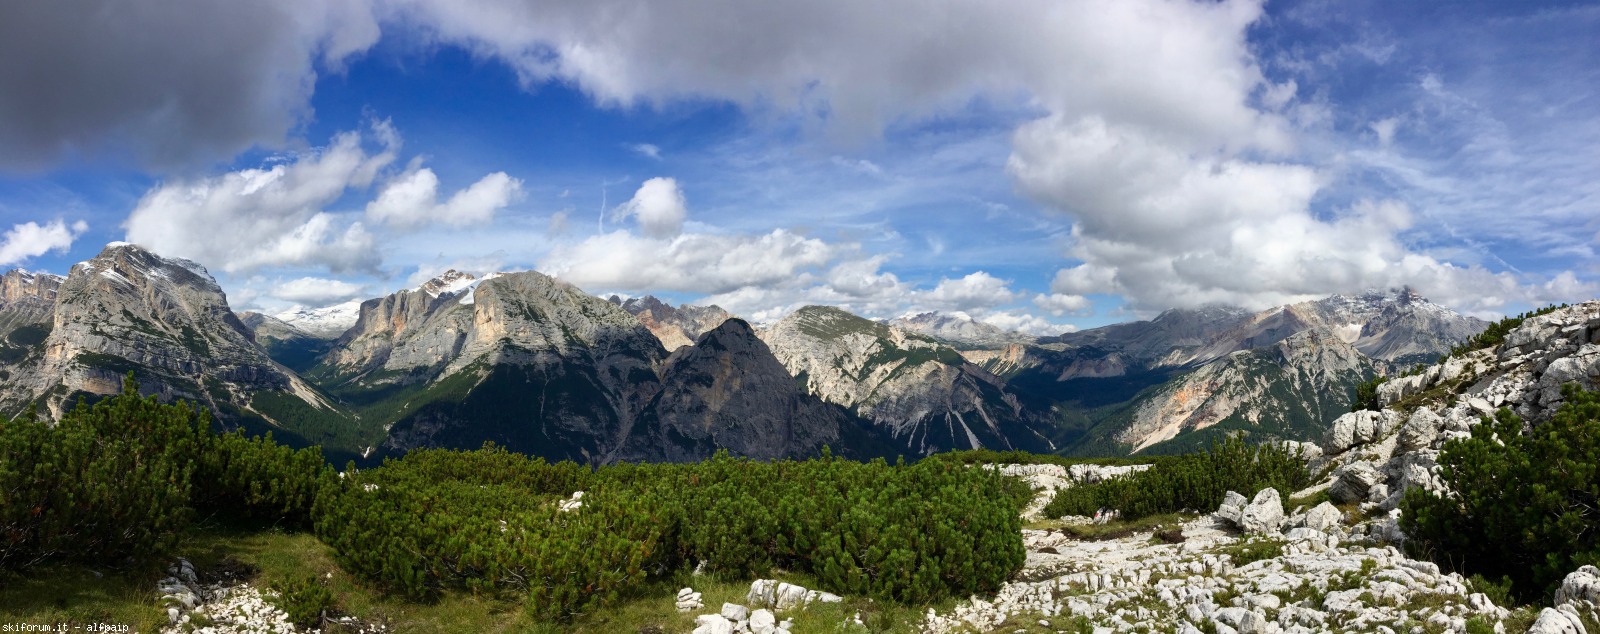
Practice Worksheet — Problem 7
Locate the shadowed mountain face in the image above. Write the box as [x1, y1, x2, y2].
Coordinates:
[237, 312, 331, 374]
[614, 318, 891, 463]
[309, 269, 669, 463]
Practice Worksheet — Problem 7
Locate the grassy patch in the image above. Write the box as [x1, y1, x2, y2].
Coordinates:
[0, 564, 168, 632]
[3, 519, 965, 633]
[1214, 539, 1285, 567]
[1025, 513, 1192, 541]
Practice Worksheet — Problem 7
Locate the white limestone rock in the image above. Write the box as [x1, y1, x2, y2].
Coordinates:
[1329, 461, 1385, 504]
[1396, 407, 1444, 452]
[1239, 488, 1285, 534]
[1304, 502, 1343, 532]
[1216, 490, 1249, 525]
[1556, 565, 1600, 611]
[749, 608, 778, 634]
[1527, 606, 1587, 634]
[721, 602, 750, 621]
[693, 614, 735, 634]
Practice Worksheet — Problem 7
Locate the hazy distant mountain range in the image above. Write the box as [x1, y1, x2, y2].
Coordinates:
[0, 244, 1487, 461]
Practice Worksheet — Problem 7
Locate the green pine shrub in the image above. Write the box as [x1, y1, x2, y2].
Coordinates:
[1041, 436, 1310, 520]
[0, 376, 335, 572]
[0, 381, 204, 569]
[191, 429, 334, 527]
[269, 574, 334, 628]
[315, 448, 1026, 621]
[1400, 383, 1600, 603]
[1448, 303, 1568, 357]
[1351, 375, 1388, 412]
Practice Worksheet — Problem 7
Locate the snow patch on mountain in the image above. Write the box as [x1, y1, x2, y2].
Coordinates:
[275, 300, 362, 339]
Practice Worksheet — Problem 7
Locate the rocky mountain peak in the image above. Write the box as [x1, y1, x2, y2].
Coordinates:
[273, 300, 362, 339]
[0, 243, 320, 420]
[419, 269, 477, 297]
[610, 294, 732, 351]
[888, 311, 1037, 348]
[614, 317, 867, 462]
[763, 304, 1055, 455]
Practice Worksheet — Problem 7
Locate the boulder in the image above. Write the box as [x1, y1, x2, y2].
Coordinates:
[1323, 410, 1402, 454]
[1396, 407, 1444, 452]
[1239, 488, 1285, 534]
[749, 608, 778, 634]
[1303, 502, 1343, 533]
[1527, 607, 1586, 634]
[1216, 491, 1249, 524]
[693, 614, 735, 634]
[1556, 565, 1600, 610]
[774, 582, 810, 610]
[721, 603, 750, 622]
[1328, 462, 1384, 504]
[748, 579, 778, 607]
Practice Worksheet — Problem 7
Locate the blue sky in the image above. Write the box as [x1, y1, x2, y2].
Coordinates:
[0, 0, 1596, 332]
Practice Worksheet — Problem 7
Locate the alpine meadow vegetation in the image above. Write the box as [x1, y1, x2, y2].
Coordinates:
[3, 378, 1028, 624]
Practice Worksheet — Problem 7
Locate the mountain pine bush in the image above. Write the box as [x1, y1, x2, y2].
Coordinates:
[1401, 383, 1600, 602]
[0, 376, 335, 571]
[315, 448, 1026, 620]
[1042, 436, 1310, 519]
[0, 381, 203, 569]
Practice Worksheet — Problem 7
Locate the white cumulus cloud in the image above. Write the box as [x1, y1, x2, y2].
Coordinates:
[610, 177, 688, 238]
[0, 219, 88, 266]
[124, 123, 397, 273]
[367, 167, 523, 228]
[271, 276, 368, 305]
[541, 228, 835, 295]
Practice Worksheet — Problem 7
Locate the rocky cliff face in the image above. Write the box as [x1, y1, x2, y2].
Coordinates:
[0, 244, 328, 422]
[888, 311, 1037, 349]
[1110, 328, 1377, 453]
[1313, 300, 1600, 515]
[610, 295, 732, 351]
[1004, 289, 1483, 455]
[759, 305, 1056, 455]
[0, 269, 62, 368]
[614, 319, 884, 463]
[318, 269, 667, 463]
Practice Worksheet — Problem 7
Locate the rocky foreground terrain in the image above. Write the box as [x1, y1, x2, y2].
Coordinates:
[925, 465, 1599, 634]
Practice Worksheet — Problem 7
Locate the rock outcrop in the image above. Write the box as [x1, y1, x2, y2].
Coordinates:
[1312, 300, 1600, 515]
[610, 295, 732, 351]
[760, 305, 1056, 456]
[930, 472, 1519, 634]
[0, 244, 328, 422]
